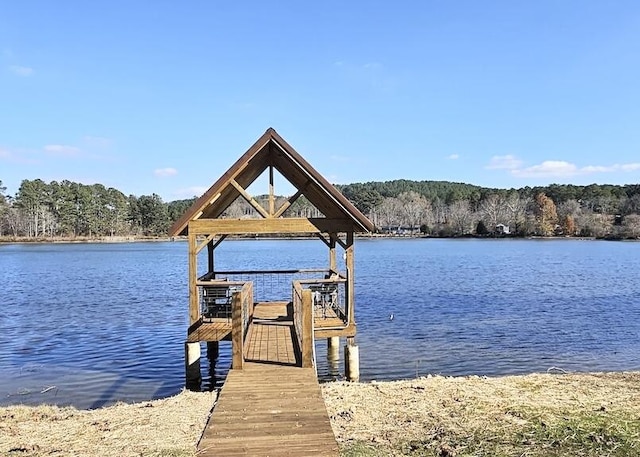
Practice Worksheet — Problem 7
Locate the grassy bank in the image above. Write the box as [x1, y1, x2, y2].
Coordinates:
[323, 372, 640, 457]
[2, 373, 639, 456]
[0, 390, 216, 457]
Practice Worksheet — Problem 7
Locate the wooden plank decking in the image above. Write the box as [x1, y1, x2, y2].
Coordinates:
[187, 320, 231, 342]
[197, 302, 339, 456]
[245, 302, 298, 365]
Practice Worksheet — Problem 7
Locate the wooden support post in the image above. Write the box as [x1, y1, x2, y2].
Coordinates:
[188, 231, 199, 325]
[327, 336, 340, 359]
[207, 240, 214, 275]
[345, 231, 355, 325]
[231, 290, 244, 370]
[329, 233, 337, 273]
[344, 337, 360, 382]
[301, 288, 314, 368]
[185, 341, 201, 389]
[269, 165, 275, 216]
[327, 337, 340, 377]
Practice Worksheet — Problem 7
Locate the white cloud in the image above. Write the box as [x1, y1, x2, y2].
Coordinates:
[0, 147, 39, 164]
[485, 155, 523, 170]
[154, 167, 178, 177]
[83, 136, 112, 148]
[512, 160, 578, 178]
[447, 154, 460, 160]
[492, 158, 640, 179]
[44, 144, 81, 157]
[9, 65, 34, 76]
[174, 186, 207, 198]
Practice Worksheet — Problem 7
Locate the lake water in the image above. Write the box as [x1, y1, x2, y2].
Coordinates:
[1, 238, 639, 408]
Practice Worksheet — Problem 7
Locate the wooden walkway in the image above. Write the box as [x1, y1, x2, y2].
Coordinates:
[197, 302, 340, 457]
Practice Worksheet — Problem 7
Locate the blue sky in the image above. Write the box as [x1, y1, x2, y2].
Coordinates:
[2, 1, 640, 201]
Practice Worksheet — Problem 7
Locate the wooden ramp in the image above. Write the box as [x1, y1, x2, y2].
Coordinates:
[197, 302, 340, 457]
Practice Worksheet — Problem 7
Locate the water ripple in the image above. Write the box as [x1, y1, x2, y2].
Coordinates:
[2, 239, 640, 407]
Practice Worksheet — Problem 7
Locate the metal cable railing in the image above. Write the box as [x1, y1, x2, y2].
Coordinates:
[212, 269, 337, 302]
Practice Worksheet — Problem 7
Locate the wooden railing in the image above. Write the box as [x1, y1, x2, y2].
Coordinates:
[298, 277, 347, 324]
[292, 281, 314, 368]
[231, 282, 254, 370]
[200, 268, 344, 302]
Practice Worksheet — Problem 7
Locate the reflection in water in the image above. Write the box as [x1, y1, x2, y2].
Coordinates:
[201, 341, 230, 392]
[206, 342, 220, 391]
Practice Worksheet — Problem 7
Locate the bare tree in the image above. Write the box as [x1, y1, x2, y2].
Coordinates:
[2, 205, 21, 236]
[375, 197, 402, 231]
[557, 200, 581, 220]
[557, 199, 581, 236]
[224, 197, 250, 218]
[478, 194, 507, 232]
[398, 191, 430, 233]
[447, 200, 474, 235]
[576, 211, 613, 237]
[431, 197, 447, 226]
[0, 182, 7, 237]
[505, 192, 528, 235]
[622, 214, 640, 238]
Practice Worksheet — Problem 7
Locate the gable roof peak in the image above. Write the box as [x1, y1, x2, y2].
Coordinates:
[169, 129, 374, 236]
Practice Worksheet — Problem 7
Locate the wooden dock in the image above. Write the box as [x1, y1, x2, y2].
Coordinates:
[197, 302, 340, 456]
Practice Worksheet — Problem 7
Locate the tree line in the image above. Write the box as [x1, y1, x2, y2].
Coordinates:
[337, 180, 640, 239]
[0, 179, 178, 237]
[1, 178, 640, 239]
[0, 179, 321, 238]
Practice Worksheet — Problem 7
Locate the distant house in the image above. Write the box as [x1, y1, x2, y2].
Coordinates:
[496, 224, 510, 235]
[379, 226, 419, 236]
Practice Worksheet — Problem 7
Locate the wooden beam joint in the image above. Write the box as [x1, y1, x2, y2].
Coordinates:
[230, 179, 270, 219]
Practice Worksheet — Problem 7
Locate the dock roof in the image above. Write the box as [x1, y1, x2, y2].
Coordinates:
[169, 128, 374, 236]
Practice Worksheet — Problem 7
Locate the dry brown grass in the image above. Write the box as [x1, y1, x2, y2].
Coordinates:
[322, 372, 640, 456]
[0, 390, 216, 457]
[3, 373, 639, 457]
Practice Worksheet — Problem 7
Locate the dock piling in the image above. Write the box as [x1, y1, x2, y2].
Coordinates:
[185, 341, 202, 389]
[327, 336, 340, 377]
[344, 337, 360, 382]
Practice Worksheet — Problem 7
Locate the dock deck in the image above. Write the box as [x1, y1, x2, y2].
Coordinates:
[197, 302, 340, 457]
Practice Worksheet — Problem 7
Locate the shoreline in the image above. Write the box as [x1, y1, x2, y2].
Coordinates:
[3, 234, 632, 245]
[0, 235, 173, 244]
[2, 371, 639, 456]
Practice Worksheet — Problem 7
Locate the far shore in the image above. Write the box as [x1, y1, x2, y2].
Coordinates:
[3, 233, 633, 246]
[2, 371, 639, 456]
[0, 235, 173, 244]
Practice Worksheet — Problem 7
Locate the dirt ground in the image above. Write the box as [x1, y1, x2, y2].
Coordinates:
[2, 372, 640, 457]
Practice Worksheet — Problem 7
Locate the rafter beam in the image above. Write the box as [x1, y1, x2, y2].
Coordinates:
[196, 233, 216, 254]
[273, 182, 309, 218]
[212, 234, 227, 249]
[189, 218, 355, 235]
[315, 233, 331, 248]
[230, 179, 270, 218]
